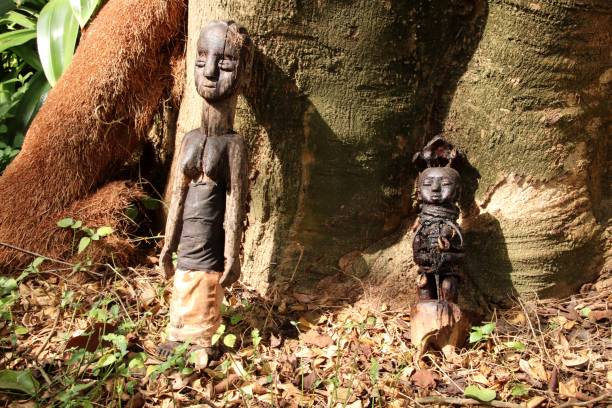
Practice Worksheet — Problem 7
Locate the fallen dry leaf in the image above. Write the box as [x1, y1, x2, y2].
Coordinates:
[559, 378, 579, 399]
[526, 396, 547, 408]
[412, 369, 438, 389]
[301, 329, 334, 348]
[562, 354, 589, 369]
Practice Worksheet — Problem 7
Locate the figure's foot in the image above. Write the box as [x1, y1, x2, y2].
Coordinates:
[156, 341, 223, 368]
[157, 340, 182, 359]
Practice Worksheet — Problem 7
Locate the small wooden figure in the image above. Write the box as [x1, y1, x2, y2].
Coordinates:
[410, 137, 470, 359]
[158, 21, 252, 366]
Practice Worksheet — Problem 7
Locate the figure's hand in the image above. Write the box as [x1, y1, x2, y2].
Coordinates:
[220, 257, 240, 288]
[159, 247, 175, 279]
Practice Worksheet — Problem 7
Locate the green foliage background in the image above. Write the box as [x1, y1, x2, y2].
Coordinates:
[0, 0, 102, 172]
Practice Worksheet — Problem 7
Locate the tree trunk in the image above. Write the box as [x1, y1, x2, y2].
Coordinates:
[178, 0, 487, 295]
[442, 0, 610, 303]
[180, 0, 609, 304]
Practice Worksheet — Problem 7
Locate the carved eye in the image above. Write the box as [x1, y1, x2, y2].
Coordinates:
[196, 60, 206, 68]
[218, 59, 237, 71]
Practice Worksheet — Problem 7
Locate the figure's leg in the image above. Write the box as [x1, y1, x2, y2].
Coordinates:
[441, 275, 458, 303]
[417, 271, 436, 301]
[159, 269, 224, 366]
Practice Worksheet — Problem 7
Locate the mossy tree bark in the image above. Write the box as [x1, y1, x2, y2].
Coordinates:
[177, 0, 486, 295]
[178, 0, 609, 304]
[442, 0, 610, 302]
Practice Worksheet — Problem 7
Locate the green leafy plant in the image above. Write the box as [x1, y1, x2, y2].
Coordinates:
[464, 384, 496, 402]
[57, 217, 113, 254]
[0, 0, 103, 172]
[510, 382, 529, 397]
[469, 322, 496, 343]
[211, 323, 238, 349]
[504, 340, 526, 351]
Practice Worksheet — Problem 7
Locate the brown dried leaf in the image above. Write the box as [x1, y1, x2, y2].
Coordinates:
[559, 378, 579, 399]
[412, 369, 438, 389]
[526, 396, 547, 408]
[562, 354, 589, 369]
[301, 330, 333, 348]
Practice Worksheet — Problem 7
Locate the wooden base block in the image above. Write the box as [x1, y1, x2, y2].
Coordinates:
[410, 300, 470, 359]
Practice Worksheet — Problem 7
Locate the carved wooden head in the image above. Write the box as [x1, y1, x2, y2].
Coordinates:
[195, 21, 253, 102]
[418, 166, 461, 205]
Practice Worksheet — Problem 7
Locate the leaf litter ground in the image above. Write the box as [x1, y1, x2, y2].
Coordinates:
[0, 264, 610, 407]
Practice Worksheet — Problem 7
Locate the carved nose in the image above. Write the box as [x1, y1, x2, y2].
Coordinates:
[204, 56, 218, 79]
[431, 181, 441, 191]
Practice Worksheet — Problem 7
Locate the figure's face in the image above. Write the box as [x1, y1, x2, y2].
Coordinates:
[195, 23, 243, 101]
[419, 167, 460, 205]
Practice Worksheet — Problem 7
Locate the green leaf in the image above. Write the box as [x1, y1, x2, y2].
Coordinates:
[13, 72, 50, 134]
[14, 326, 28, 335]
[96, 353, 116, 368]
[81, 226, 93, 236]
[37, 0, 79, 86]
[211, 323, 226, 345]
[60, 290, 74, 308]
[102, 333, 128, 355]
[504, 341, 526, 351]
[125, 204, 138, 220]
[369, 357, 379, 384]
[57, 217, 74, 227]
[69, 0, 100, 28]
[12, 43, 43, 70]
[0, 1, 16, 17]
[1, 10, 36, 28]
[480, 322, 496, 335]
[1, 277, 18, 294]
[251, 328, 261, 347]
[0, 28, 37, 53]
[223, 333, 237, 348]
[96, 226, 113, 237]
[90, 233, 99, 241]
[580, 307, 591, 318]
[464, 385, 496, 402]
[181, 367, 194, 376]
[31, 256, 44, 268]
[77, 236, 90, 253]
[128, 352, 147, 369]
[0, 369, 39, 396]
[230, 314, 243, 325]
[469, 330, 483, 343]
[71, 220, 82, 229]
[510, 383, 529, 397]
[141, 195, 160, 210]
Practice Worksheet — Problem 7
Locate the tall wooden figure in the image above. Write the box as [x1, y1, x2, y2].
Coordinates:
[410, 137, 470, 359]
[158, 21, 252, 365]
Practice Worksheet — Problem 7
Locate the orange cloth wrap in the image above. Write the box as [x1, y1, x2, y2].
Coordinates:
[167, 269, 223, 347]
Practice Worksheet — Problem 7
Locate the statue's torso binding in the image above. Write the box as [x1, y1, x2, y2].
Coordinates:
[177, 131, 238, 272]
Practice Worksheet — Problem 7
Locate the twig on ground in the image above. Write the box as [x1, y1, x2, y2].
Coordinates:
[415, 396, 524, 407]
[556, 393, 611, 408]
[0, 241, 73, 267]
[32, 307, 62, 361]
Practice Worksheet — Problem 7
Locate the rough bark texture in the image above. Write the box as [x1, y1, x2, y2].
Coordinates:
[359, 0, 611, 307]
[0, 0, 185, 269]
[177, 0, 486, 296]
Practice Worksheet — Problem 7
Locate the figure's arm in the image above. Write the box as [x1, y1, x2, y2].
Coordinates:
[221, 136, 248, 287]
[159, 139, 192, 279]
